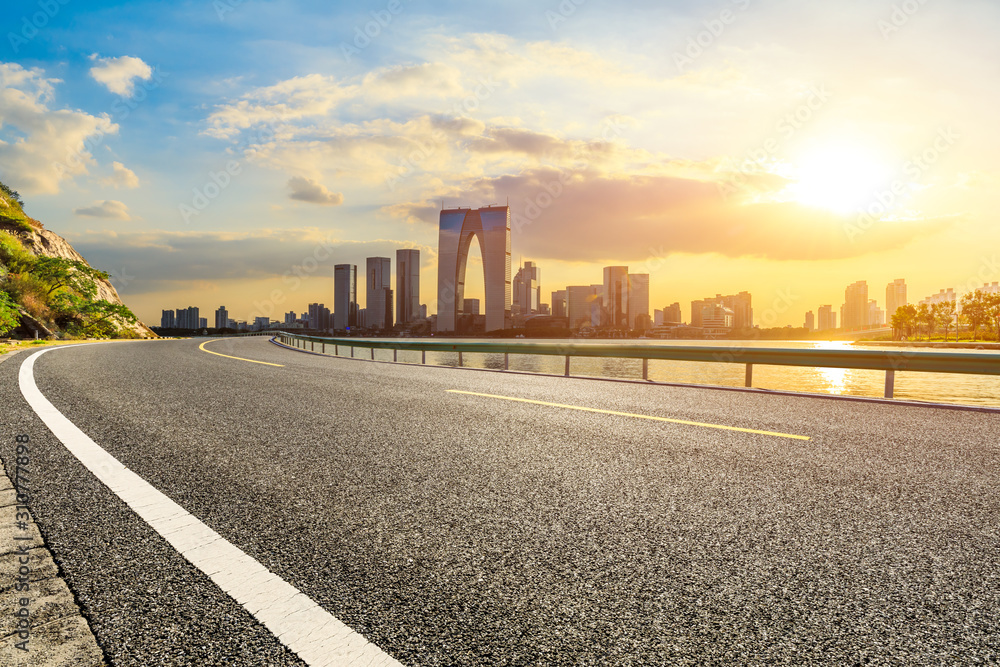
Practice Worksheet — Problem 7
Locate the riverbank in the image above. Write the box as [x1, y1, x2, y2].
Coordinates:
[853, 340, 1000, 350]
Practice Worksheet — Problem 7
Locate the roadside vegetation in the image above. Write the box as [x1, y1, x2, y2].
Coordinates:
[889, 294, 1000, 342]
[0, 181, 139, 339]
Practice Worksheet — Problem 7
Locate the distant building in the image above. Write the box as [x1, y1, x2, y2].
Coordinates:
[868, 300, 885, 326]
[843, 281, 869, 330]
[818, 305, 837, 331]
[567, 285, 602, 330]
[551, 290, 567, 318]
[161, 310, 175, 329]
[334, 264, 358, 330]
[437, 205, 511, 333]
[804, 311, 815, 331]
[603, 266, 629, 328]
[654, 309, 664, 326]
[396, 248, 420, 325]
[886, 279, 907, 319]
[512, 261, 541, 320]
[627, 274, 650, 330]
[419, 304, 428, 320]
[464, 298, 480, 315]
[175, 306, 199, 329]
[919, 288, 957, 307]
[253, 316, 270, 331]
[691, 293, 750, 329]
[365, 257, 393, 331]
[284, 311, 297, 324]
[980, 282, 1000, 296]
[199, 317, 207, 329]
[701, 303, 734, 329]
[214, 306, 229, 330]
[664, 302, 682, 324]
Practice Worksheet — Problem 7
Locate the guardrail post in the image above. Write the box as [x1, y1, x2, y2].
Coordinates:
[322, 342, 325, 354]
[351, 346, 354, 358]
[504, 352, 509, 370]
[745, 363, 753, 388]
[370, 347, 375, 360]
[458, 351, 463, 367]
[335, 344, 339, 356]
[422, 350, 426, 364]
[565, 355, 571, 377]
[642, 358, 648, 381]
[393, 349, 397, 362]
[884, 370, 895, 399]
[311, 341, 314, 352]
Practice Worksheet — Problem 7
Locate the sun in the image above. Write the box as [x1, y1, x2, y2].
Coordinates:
[783, 141, 895, 215]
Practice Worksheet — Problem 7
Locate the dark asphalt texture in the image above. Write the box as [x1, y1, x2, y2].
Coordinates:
[1, 337, 999, 665]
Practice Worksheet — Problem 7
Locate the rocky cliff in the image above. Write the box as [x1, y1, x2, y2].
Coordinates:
[0, 200, 155, 338]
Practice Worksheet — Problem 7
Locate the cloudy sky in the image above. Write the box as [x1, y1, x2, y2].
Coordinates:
[2, 0, 999, 326]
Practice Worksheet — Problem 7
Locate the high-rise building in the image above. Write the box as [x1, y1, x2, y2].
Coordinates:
[284, 311, 297, 324]
[654, 309, 664, 326]
[818, 305, 836, 331]
[551, 290, 567, 318]
[161, 310, 175, 329]
[868, 300, 885, 326]
[567, 285, 602, 329]
[419, 304, 428, 320]
[804, 311, 815, 331]
[334, 264, 358, 331]
[627, 273, 650, 330]
[214, 306, 229, 330]
[464, 298, 480, 315]
[603, 266, 629, 328]
[253, 316, 269, 331]
[664, 303, 682, 324]
[512, 261, 541, 318]
[366, 257, 392, 331]
[843, 281, 869, 330]
[437, 205, 511, 333]
[885, 279, 907, 320]
[919, 288, 957, 307]
[308, 303, 332, 331]
[396, 249, 420, 325]
[701, 303, 734, 329]
[199, 317, 207, 329]
[175, 306, 199, 329]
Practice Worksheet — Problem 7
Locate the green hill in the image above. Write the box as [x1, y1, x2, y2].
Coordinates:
[0, 181, 153, 339]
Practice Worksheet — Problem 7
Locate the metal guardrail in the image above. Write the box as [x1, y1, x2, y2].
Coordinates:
[272, 332, 1000, 399]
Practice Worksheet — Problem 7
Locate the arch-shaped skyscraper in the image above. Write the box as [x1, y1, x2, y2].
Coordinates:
[436, 205, 511, 332]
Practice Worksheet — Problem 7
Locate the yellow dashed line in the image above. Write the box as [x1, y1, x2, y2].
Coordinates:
[446, 390, 810, 441]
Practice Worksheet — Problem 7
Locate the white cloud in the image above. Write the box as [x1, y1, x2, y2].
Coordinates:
[88, 55, 153, 97]
[287, 177, 343, 205]
[74, 200, 133, 220]
[102, 161, 140, 189]
[0, 63, 118, 194]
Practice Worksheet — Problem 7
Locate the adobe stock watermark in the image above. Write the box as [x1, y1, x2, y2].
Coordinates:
[213, 0, 247, 21]
[546, 0, 587, 30]
[340, 0, 412, 61]
[510, 117, 625, 236]
[179, 122, 276, 224]
[674, 0, 751, 72]
[384, 77, 502, 192]
[845, 127, 959, 242]
[717, 84, 831, 200]
[251, 236, 341, 321]
[8, 0, 71, 54]
[52, 67, 169, 181]
[878, 0, 931, 39]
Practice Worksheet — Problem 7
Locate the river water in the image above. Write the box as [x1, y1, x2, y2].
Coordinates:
[355, 339, 1000, 408]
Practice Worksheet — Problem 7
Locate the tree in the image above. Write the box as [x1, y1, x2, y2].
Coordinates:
[891, 304, 917, 339]
[31, 256, 109, 296]
[916, 303, 936, 338]
[935, 300, 956, 342]
[0, 291, 19, 336]
[988, 292, 1000, 340]
[960, 291, 989, 341]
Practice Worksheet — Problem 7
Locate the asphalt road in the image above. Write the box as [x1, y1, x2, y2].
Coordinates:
[2, 337, 999, 665]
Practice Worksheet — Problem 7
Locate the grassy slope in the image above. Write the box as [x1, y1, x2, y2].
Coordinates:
[0, 193, 39, 233]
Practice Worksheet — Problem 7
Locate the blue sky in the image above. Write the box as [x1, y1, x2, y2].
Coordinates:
[3, 0, 999, 324]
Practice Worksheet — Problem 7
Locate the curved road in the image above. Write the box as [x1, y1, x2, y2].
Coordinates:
[2, 337, 999, 665]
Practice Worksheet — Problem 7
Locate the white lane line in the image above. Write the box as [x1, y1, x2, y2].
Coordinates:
[19, 348, 401, 667]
